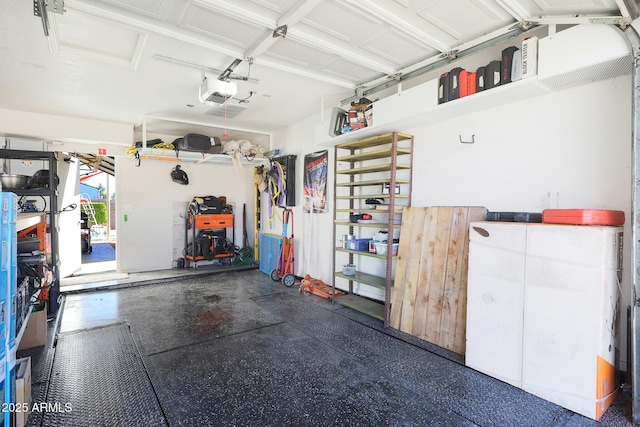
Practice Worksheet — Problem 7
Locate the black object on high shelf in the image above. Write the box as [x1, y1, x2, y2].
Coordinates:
[0, 149, 60, 316]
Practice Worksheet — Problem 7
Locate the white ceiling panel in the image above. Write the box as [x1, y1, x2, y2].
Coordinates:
[362, 28, 440, 66]
[530, 0, 621, 15]
[100, 0, 168, 18]
[179, 5, 265, 49]
[319, 58, 386, 83]
[50, 10, 148, 69]
[0, 0, 635, 143]
[302, 1, 385, 44]
[248, 0, 301, 14]
[262, 38, 336, 69]
[419, 0, 513, 43]
[496, 0, 622, 19]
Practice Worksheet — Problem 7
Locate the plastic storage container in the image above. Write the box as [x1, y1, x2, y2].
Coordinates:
[374, 242, 399, 255]
[342, 264, 356, 275]
[347, 238, 371, 251]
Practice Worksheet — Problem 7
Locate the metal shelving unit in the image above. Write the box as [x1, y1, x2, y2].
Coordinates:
[331, 132, 413, 326]
[184, 212, 234, 268]
[0, 149, 60, 315]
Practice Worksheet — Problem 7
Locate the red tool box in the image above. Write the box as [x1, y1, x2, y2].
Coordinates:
[542, 209, 625, 226]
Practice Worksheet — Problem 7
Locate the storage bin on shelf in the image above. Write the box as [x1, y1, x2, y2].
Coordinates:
[374, 242, 399, 256]
[342, 264, 356, 276]
[346, 238, 371, 251]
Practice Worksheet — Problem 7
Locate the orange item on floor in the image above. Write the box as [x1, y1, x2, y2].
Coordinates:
[542, 209, 625, 226]
[299, 274, 343, 300]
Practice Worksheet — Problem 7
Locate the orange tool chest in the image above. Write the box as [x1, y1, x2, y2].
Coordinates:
[191, 214, 233, 229]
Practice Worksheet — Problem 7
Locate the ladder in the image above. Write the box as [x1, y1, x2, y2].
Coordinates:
[81, 193, 98, 228]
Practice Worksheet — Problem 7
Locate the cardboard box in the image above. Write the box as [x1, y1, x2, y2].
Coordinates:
[18, 305, 47, 350]
[15, 356, 31, 427]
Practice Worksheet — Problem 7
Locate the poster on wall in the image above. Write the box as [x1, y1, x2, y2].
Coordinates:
[303, 150, 328, 213]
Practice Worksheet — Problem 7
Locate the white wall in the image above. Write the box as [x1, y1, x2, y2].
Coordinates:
[115, 157, 259, 272]
[271, 114, 335, 281]
[275, 74, 633, 370]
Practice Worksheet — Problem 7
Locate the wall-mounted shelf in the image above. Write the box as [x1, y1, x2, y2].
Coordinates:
[318, 24, 632, 148]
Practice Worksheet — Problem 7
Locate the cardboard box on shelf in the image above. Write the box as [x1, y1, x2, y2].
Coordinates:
[18, 303, 47, 350]
[15, 356, 31, 427]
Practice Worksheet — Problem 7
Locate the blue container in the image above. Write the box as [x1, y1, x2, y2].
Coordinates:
[347, 238, 371, 251]
[0, 193, 16, 343]
[259, 234, 282, 275]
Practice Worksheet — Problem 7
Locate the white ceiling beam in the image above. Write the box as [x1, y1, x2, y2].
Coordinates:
[65, 0, 243, 58]
[343, 0, 451, 53]
[196, 0, 397, 74]
[245, 0, 323, 59]
[190, 0, 275, 29]
[286, 27, 398, 74]
[253, 55, 356, 89]
[64, 0, 358, 87]
[614, 0, 640, 21]
[528, 13, 629, 26]
[494, 0, 530, 23]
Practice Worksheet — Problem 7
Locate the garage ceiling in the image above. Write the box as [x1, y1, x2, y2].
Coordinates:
[0, 0, 637, 143]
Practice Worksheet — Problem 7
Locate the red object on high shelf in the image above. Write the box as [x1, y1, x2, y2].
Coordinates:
[542, 209, 625, 226]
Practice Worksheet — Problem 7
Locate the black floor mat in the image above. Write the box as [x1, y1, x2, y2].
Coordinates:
[39, 323, 167, 427]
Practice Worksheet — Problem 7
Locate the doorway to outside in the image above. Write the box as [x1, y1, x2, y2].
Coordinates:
[61, 154, 123, 288]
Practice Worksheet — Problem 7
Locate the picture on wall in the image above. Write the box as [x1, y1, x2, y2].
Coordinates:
[303, 150, 328, 213]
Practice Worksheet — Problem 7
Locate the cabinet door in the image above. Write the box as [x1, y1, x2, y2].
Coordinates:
[522, 225, 620, 419]
[466, 222, 527, 387]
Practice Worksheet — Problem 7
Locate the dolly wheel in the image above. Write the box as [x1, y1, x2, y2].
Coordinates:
[270, 268, 281, 282]
[282, 274, 296, 287]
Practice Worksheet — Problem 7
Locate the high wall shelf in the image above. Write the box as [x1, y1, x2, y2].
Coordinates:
[332, 132, 413, 326]
[0, 149, 60, 316]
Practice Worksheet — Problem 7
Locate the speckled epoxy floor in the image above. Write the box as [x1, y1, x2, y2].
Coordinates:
[21, 270, 635, 426]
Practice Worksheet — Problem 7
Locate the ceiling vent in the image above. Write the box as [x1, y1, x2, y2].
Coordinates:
[204, 103, 249, 119]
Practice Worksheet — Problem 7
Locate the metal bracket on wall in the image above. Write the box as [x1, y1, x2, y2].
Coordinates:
[459, 134, 475, 144]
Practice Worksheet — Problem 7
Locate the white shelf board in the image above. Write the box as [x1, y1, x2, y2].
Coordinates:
[17, 213, 45, 232]
[317, 76, 550, 147]
[137, 148, 269, 166]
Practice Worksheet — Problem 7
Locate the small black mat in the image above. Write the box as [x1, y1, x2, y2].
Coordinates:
[42, 323, 167, 427]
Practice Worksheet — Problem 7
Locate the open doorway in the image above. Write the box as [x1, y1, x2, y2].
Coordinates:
[61, 153, 122, 287]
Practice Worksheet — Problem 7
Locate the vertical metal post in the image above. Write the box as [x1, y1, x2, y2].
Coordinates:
[626, 23, 640, 425]
[384, 133, 399, 327]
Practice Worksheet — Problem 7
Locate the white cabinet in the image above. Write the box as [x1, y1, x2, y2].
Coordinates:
[465, 222, 527, 388]
[466, 221, 622, 420]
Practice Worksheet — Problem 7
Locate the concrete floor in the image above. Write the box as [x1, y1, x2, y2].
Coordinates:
[18, 267, 636, 426]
